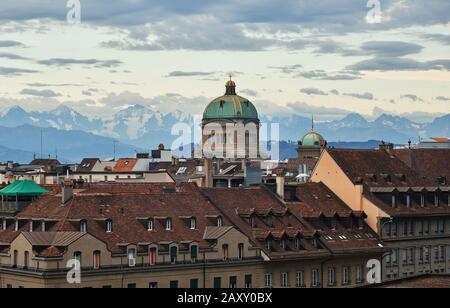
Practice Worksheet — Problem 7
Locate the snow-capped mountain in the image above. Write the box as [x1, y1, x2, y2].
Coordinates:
[0, 104, 448, 148]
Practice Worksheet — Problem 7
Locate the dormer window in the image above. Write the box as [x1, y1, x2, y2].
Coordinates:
[294, 238, 300, 249]
[279, 239, 286, 250]
[2, 219, 6, 231]
[29, 221, 33, 233]
[434, 194, 439, 207]
[41, 221, 46, 232]
[106, 220, 113, 233]
[250, 216, 256, 228]
[147, 219, 154, 231]
[391, 195, 396, 208]
[165, 218, 172, 231]
[217, 217, 223, 227]
[14, 220, 19, 232]
[265, 216, 273, 228]
[190, 218, 197, 230]
[421, 194, 425, 207]
[80, 221, 87, 233]
[406, 194, 411, 208]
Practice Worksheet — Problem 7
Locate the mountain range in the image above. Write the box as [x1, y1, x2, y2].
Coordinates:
[0, 105, 448, 163]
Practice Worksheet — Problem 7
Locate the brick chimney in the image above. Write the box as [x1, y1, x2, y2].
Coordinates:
[276, 173, 285, 200]
[61, 180, 74, 206]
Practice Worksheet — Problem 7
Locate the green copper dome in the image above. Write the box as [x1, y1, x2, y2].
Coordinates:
[300, 131, 325, 147]
[203, 79, 258, 121]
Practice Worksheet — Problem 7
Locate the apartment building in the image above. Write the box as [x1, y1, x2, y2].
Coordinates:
[311, 146, 450, 280]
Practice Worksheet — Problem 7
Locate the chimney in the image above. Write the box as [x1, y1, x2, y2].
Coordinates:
[276, 173, 285, 200]
[61, 180, 74, 206]
[204, 159, 214, 188]
[379, 141, 394, 153]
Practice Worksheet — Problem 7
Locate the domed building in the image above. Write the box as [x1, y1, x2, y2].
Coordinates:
[202, 78, 260, 160]
[297, 118, 327, 159]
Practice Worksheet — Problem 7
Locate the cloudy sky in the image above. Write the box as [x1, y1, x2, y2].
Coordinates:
[0, 0, 450, 122]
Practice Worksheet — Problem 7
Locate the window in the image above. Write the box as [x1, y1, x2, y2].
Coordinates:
[229, 276, 237, 288]
[423, 220, 429, 234]
[222, 244, 229, 261]
[434, 194, 439, 207]
[342, 266, 350, 285]
[73, 251, 82, 270]
[147, 219, 154, 231]
[14, 220, 19, 232]
[264, 273, 273, 288]
[423, 246, 430, 263]
[24, 251, 29, 269]
[408, 247, 415, 264]
[2, 219, 6, 231]
[438, 220, 445, 234]
[80, 221, 87, 233]
[217, 217, 223, 227]
[245, 275, 252, 288]
[12, 250, 18, 268]
[406, 194, 411, 208]
[170, 246, 178, 264]
[214, 277, 222, 289]
[420, 194, 425, 207]
[41, 221, 46, 232]
[190, 218, 197, 230]
[190, 279, 199, 289]
[149, 247, 157, 265]
[128, 248, 136, 267]
[238, 243, 244, 260]
[391, 195, 396, 208]
[170, 280, 178, 289]
[190, 245, 198, 263]
[93, 251, 101, 269]
[279, 239, 286, 250]
[391, 250, 398, 265]
[149, 282, 158, 288]
[165, 218, 172, 231]
[327, 268, 336, 286]
[106, 220, 113, 233]
[311, 269, 319, 287]
[102, 285, 112, 288]
[29, 221, 33, 232]
[266, 240, 271, 251]
[281, 272, 289, 287]
[127, 283, 136, 289]
[294, 238, 300, 249]
[296, 271, 304, 288]
[356, 265, 364, 283]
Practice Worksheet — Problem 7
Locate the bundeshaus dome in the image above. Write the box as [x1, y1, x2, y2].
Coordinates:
[202, 78, 259, 121]
[300, 131, 325, 147]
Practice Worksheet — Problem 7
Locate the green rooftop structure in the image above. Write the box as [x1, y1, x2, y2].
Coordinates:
[203, 78, 258, 121]
[0, 180, 49, 213]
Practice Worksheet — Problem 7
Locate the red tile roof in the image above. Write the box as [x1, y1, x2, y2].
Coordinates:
[113, 159, 138, 172]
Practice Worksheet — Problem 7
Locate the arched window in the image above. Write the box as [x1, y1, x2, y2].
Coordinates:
[170, 246, 178, 264]
[73, 251, 82, 270]
[93, 251, 101, 269]
[24, 251, 29, 269]
[106, 220, 113, 233]
[149, 247, 157, 265]
[190, 217, 197, 230]
[165, 218, 172, 231]
[13, 250, 18, 268]
[222, 244, 229, 261]
[191, 245, 198, 263]
[80, 220, 87, 233]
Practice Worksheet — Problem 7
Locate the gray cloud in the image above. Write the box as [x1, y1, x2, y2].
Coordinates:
[436, 96, 450, 101]
[343, 92, 374, 100]
[0, 40, 24, 48]
[20, 88, 61, 97]
[0, 66, 39, 76]
[329, 89, 340, 95]
[421, 33, 450, 45]
[269, 64, 302, 74]
[165, 71, 215, 77]
[300, 88, 328, 96]
[240, 89, 258, 97]
[0, 52, 29, 60]
[401, 94, 423, 102]
[38, 58, 122, 68]
[287, 101, 351, 119]
[357, 41, 424, 57]
[348, 57, 450, 71]
[297, 69, 363, 80]
[26, 83, 84, 87]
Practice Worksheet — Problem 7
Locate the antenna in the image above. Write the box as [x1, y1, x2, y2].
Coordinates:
[113, 140, 117, 161]
[40, 128, 43, 159]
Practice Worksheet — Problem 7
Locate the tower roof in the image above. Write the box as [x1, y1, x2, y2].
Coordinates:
[203, 78, 258, 121]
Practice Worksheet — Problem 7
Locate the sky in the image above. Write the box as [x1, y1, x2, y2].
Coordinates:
[0, 0, 450, 122]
